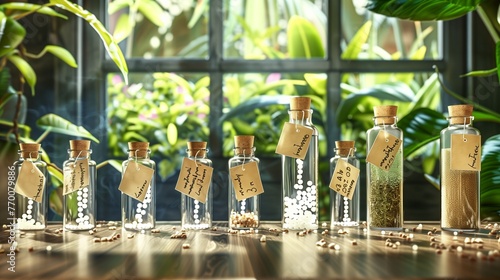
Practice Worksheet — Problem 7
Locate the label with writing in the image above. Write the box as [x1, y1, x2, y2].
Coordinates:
[329, 159, 360, 200]
[118, 162, 155, 202]
[275, 122, 313, 160]
[229, 161, 264, 201]
[366, 131, 402, 171]
[63, 159, 90, 195]
[174, 158, 213, 203]
[451, 134, 481, 171]
[15, 161, 46, 203]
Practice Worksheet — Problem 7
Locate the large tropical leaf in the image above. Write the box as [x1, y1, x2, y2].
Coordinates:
[398, 108, 448, 159]
[336, 82, 415, 124]
[0, 3, 68, 19]
[49, 0, 128, 84]
[287, 15, 325, 58]
[480, 134, 500, 220]
[366, 0, 485, 21]
[36, 113, 100, 143]
[219, 96, 290, 123]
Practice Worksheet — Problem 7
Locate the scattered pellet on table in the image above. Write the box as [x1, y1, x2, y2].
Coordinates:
[127, 234, 135, 239]
[381, 230, 386, 235]
[457, 246, 463, 252]
[412, 244, 418, 251]
[436, 249, 442, 254]
[182, 243, 190, 249]
[321, 222, 328, 227]
[89, 230, 94, 235]
[46, 246, 52, 252]
[211, 226, 218, 231]
[170, 232, 188, 239]
[28, 247, 34, 252]
[416, 224, 423, 230]
[328, 243, 336, 249]
[151, 229, 160, 233]
[108, 226, 117, 230]
[93, 238, 101, 243]
[260, 235, 266, 242]
[351, 240, 357, 245]
[464, 237, 471, 244]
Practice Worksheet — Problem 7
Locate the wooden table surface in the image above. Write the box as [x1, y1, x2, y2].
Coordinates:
[1, 222, 499, 279]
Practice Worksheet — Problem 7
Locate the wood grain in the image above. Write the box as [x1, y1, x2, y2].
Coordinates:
[1, 222, 499, 279]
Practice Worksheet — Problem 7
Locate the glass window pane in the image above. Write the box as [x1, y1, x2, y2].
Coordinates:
[222, 72, 327, 157]
[341, 0, 442, 60]
[107, 72, 210, 181]
[107, 0, 209, 58]
[223, 0, 328, 59]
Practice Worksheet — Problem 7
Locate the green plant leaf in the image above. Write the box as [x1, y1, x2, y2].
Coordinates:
[108, 0, 130, 15]
[219, 95, 290, 123]
[342, 21, 372, 59]
[49, 188, 63, 217]
[166, 123, 178, 145]
[336, 82, 415, 124]
[112, 13, 132, 44]
[137, 0, 166, 27]
[398, 108, 448, 159]
[0, 12, 26, 57]
[0, 3, 68, 19]
[7, 54, 36, 94]
[188, 0, 208, 28]
[460, 67, 498, 77]
[366, 0, 485, 21]
[36, 113, 100, 143]
[480, 134, 500, 220]
[304, 73, 327, 95]
[32, 45, 77, 68]
[50, 0, 128, 84]
[287, 15, 325, 58]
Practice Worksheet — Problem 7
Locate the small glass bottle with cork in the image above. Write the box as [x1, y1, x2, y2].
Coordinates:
[440, 104, 480, 231]
[120, 141, 156, 231]
[279, 96, 319, 230]
[181, 141, 212, 230]
[330, 140, 360, 228]
[13, 143, 48, 230]
[366, 105, 403, 230]
[63, 140, 96, 231]
[228, 135, 262, 229]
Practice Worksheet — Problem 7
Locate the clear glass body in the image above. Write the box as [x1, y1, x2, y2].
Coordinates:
[14, 152, 48, 230]
[330, 150, 360, 228]
[228, 148, 260, 229]
[282, 109, 319, 230]
[63, 149, 96, 231]
[121, 151, 156, 231]
[366, 117, 403, 230]
[182, 150, 212, 230]
[440, 118, 480, 231]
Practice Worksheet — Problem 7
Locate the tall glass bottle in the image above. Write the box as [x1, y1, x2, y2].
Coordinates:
[330, 140, 360, 228]
[366, 105, 403, 230]
[282, 97, 319, 230]
[63, 140, 96, 230]
[121, 142, 156, 230]
[228, 135, 260, 229]
[181, 141, 212, 230]
[14, 143, 47, 230]
[440, 105, 480, 231]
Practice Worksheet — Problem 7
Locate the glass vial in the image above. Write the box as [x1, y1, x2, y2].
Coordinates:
[14, 143, 47, 230]
[63, 140, 96, 230]
[122, 142, 156, 230]
[440, 105, 480, 231]
[182, 141, 212, 230]
[228, 135, 260, 229]
[330, 140, 360, 228]
[282, 97, 319, 230]
[366, 105, 403, 230]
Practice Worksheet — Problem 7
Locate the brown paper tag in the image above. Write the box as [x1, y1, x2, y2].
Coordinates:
[63, 159, 90, 195]
[329, 159, 360, 200]
[229, 161, 264, 201]
[15, 161, 46, 203]
[118, 161, 155, 202]
[174, 158, 213, 203]
[366, 131, 402, 171]
[275, 122, 313, 159]
[451, 134, 481, 171]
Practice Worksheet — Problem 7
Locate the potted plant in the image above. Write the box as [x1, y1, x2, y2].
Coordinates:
[0, 0, 128, 221]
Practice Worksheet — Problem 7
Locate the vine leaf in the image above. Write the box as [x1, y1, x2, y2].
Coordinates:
[36, 114, 100, 143]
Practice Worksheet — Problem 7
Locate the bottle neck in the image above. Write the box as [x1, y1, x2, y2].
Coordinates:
[288, 110, 313, 125]
[448, 116, 473, 126]
[68, 149, 92, 159]
[128, 149, 150, 159]
[373, 116, 397, 126]
[187, 148, 208, 159]
[233, 147, 255, 157]
[19, 151, 42, 161]
[334, 147, 355, 158]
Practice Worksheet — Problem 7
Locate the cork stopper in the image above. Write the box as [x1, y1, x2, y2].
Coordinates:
[335, 140, 355, 156]
[373, 105, 398, 125]
[187, 141, 207, 157]
[128, 142, 150, 157]
[69, 140, 91, 157]
[19, 143, 41, 158]
[234, 135, 254, 155]
[290, 96, 311, 119]
[448, 104, 473, 124]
